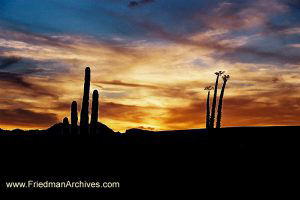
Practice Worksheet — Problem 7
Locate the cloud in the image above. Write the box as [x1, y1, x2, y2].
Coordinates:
[0, 25, 74, 49]
[162, 102, 205, 130]
[0, 71, 58, 98]
[124, 0, 300, 65]
[100, 102, 149, 123]
[119, 15, 300, 65]
[199, 0, 287, 30]
[286, 0, 300, 9]
[136, 126, 155, 131]
[0, 108, 58, 128]
[0, 56, 22, 69]
[0, 71, 31, 88]
[162, 88, 300, 130]
[214, 46, 300, 65]
[128, 0, 155, 8]
[96, 80, 159, 89]
[287, 43, 300, 48]
[222, 95, 300, 126]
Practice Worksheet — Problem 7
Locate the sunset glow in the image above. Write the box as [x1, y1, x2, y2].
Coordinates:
[1, 0, 300, 132]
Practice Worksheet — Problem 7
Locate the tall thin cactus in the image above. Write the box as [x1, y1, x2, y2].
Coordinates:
[63, 117, 70, 135]
[80, 67, 91, 135]
[90, 90, 99, 135]
[204, 86, 213, 129]
[216, 75, 230, 128]
[71, 101, 78, 135]
[209, 71, 225, 128]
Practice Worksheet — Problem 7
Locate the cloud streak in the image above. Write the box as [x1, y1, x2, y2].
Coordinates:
[0, 71, 59, 98]
[0, 108, 58, 128]
[0, 56, 22, 69]
[128, 0, 155, 8]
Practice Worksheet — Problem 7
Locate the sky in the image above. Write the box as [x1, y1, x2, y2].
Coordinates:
[1, 0, 300, 132]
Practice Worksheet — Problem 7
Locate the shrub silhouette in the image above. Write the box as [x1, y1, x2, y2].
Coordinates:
[80, 67, 91, 135]
[210, 71, 225, 128]
[204, 86, 213, 129]
[216, 75, 230, 128]
[71, 101, 78, 135]
[90, 90, 99, 135]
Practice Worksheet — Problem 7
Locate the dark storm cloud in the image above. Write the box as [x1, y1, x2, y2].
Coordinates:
[0, 71, 58, 98]
[286, 0, 300, 9]
[214, 46, 300, 65]
[0, 71, 32, 88]
[0, 108, 58, 127]
[128, 0, 155, 8]
[0, 56, 22, 69]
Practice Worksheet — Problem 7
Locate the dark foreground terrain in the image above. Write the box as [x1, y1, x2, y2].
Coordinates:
[1, 123, 300, 145]
[0, 125, 300, 195]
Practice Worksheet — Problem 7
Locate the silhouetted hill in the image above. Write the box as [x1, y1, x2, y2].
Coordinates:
[1, 124, 300, 148]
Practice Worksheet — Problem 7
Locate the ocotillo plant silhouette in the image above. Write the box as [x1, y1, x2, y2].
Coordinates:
[71, 101, 78, 135]
[90, 90, 99, 135]
[216, 75, 230, 128]
[210, 71, 225, 128]
[80, 67, 91, 135]
[63, 117, 70, 135]
[204, 86, 213, 129]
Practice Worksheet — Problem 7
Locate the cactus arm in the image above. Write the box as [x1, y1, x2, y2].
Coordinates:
[90, 90, 99, 135]
[71, 101, 78, 135]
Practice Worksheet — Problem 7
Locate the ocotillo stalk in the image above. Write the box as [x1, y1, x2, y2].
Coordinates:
[90, 90, 99, 135]
[210, 71, 225, 128]
[63, 117, 70, 135]
[71, 101, 78, 135]
[216, 75, 230, 128]
[204, 86, 213, 129]
[80, 67, 91, 135]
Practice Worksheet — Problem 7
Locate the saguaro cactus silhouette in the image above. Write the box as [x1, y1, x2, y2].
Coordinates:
[71, 101, 78, 135]
[216, 75, 230, 129]
[90, 90, 99, 135]
[210, 71, 225, 128]
[63, 117, 70, 135]
[80, 67, 91, 135]
[204, 86, 213, 129]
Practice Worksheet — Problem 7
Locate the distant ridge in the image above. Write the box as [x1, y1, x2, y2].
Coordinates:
[1, 124, 300, 147]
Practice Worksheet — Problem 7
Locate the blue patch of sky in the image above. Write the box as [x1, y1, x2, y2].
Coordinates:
[1, 0, 300, 51]
[0, 0, 222, 39]
[0, 0, 139, 37]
